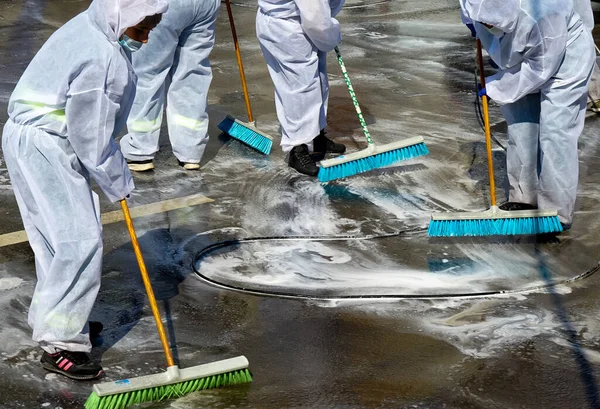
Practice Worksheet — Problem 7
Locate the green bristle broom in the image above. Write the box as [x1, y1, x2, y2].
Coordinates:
[85, 199, 251, 409]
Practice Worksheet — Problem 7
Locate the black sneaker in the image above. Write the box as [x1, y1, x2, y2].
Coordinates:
[89, 321, 103, 338]
[127, 159, 154, 172]
[289, 144, 319, 176]
[498, 202, 538, 211]
[313, 130, 346, 157]
[41, 350, 103, 380]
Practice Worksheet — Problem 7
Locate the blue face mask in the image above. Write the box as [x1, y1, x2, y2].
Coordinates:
[119, 35, 144, 53]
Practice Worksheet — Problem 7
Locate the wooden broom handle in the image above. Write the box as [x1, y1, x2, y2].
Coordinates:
[225, 0, 254, 123]
[476, 40, 497, 207]
[120, 199, 175, 368]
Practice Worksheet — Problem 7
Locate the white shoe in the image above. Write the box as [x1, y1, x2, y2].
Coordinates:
[179, 161, 200, 171]
[127, 160, 154, 172]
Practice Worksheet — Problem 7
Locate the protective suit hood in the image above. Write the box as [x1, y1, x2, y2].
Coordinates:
[88, 0, 169, 41]
[462, 0, 521, 33]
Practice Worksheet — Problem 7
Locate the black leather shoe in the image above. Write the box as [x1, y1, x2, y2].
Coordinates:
[313, 130, 346, 156]
[89, 321, 103, 338]
[498, 202, 538, 211]
[289, 144, 319, 176]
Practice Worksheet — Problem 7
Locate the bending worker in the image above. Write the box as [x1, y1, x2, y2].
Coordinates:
[461, 0, 595, 229]
[257, 0, 347, 177]
[120, 0, 221, 172]
[573, 0, 600, 111]
[2, 0, 167, 380]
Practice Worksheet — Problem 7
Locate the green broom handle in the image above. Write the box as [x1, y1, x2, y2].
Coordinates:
[334, 46, 374, 145]
[476, 40, 497, 207]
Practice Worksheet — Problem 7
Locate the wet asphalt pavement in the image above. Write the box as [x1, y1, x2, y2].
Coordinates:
[1, 0, 600, 408]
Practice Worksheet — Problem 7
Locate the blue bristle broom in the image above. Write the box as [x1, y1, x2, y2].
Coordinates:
[318, 46, 429, 182]
[428, 40, 562, 237]
[217, 0, 273, 155]
[85, 200, 251, 409]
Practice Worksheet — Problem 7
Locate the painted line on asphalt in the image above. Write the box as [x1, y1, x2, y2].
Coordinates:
[0, 193, 214, 248]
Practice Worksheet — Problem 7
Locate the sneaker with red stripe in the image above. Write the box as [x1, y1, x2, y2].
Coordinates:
[41, 350, 103, 380]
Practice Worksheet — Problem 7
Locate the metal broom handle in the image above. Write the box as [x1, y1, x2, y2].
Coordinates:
[120, 199, 176, 368]
[225, 0, 254, 123]
[335, 46, 374, 145]
[476, 40, 497, 207]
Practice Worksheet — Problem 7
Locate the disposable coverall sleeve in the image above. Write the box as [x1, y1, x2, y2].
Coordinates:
[296, 0, 342, 52]
[460, 2, 473, 25]
[65, 64, 134, 203]
[485, 17, 568, 105]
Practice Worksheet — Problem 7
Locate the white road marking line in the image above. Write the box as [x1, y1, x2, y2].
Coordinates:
[0, 193, 214, 248]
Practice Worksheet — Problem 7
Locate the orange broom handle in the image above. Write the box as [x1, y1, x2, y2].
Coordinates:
[476, 40, 497, 207]
[225, 0, 254, 123]
[120, 199, 175, 368]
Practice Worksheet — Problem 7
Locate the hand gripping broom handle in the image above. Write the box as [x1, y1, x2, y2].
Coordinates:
[120, 199, 175, 368]
[476, 40, 497, 207]
[225, 0, 254, 124]
[335, 46, 374, 145]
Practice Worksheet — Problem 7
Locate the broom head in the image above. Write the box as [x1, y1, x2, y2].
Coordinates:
[317, 136, 428, 182]
[428, 206, 563, 237]
[218, 115, 273, 155]
[85, 356, 251, 409]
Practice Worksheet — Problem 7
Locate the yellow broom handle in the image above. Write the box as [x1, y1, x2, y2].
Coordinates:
[225, 0, 254, 123]
[120, 199, 175, 368]
[476, 40, 497, 207]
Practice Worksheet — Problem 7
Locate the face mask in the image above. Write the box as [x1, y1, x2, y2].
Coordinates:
[119, 35, 144, 53]
[486, 26, 504, 37]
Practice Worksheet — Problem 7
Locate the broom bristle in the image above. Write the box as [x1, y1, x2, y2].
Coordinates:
[428, 216, 563, 237]
[85, 369, 252, 409]
[218, 117, 272, 155]
[317, 142, 428, 182]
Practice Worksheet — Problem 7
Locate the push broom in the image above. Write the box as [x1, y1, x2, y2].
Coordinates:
[217, 0, 273, 155]
[317, 46, 429, 182]
[85, 199, 251, 409]
[428, 40, 563, 237]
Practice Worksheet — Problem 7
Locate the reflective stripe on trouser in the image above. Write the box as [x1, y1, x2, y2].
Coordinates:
[501, 30, 595, 225]
[2, 120, 102, 353]
[120, 0, 219, 163]
[256, 11, 328, 153]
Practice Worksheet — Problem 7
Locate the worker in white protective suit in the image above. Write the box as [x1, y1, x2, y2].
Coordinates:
[1, 0, 167, 380]
[460, 0, 595, 229]
[120, 0, 221, 172]
[572, 0, 600, 111]
[257, 0, 347, 176]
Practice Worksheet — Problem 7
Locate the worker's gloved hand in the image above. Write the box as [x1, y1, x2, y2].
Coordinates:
[489, 58, 499, 69]
[477, 84, 487, 97]
[466, 23, 476, 38]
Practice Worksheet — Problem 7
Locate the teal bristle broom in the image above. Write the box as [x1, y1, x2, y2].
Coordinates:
[85, 200, 252, 409]
[317, 46, 429, 182]
[217, 0, 273, 155]
[428, 40, 562, 237]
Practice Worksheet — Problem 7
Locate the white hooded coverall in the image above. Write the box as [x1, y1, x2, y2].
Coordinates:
[572, 0, 600, 102]
[256, 0, 345, 153]
[120, 0, 220, 164]
[1, 0, 168, 354]
[461, 0, 595, 225]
